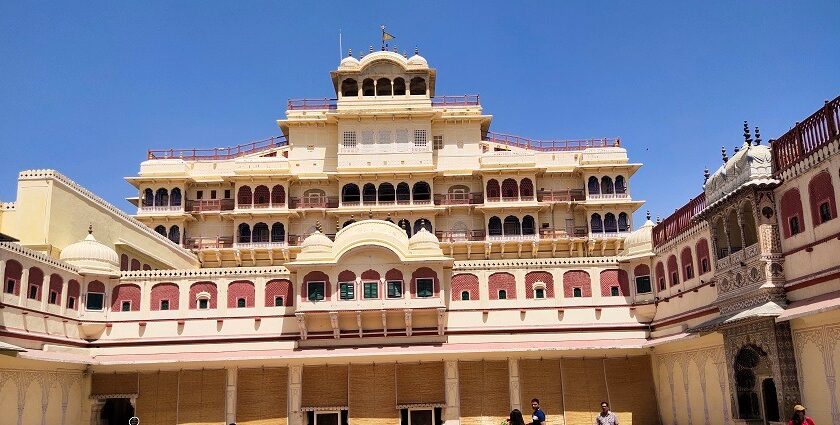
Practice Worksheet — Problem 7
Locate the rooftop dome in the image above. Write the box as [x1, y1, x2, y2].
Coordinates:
[59, 228, 120, 277]
[339, 53, 360, 70]
[408, 226, 439, 250]
[300, 229, 334, 254]
[621, 215, 655, 258]
[407, 53, 428, 67]
[704, 124, 777, 207]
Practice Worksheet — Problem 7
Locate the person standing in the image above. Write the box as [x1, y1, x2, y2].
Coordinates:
[508, 409, 526, 425]
[789, 405, 816, 425]
[530, 399, 546, 425]
[595, 401, 619, 425]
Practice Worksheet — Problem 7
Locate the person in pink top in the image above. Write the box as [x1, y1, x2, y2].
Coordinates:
[789, 404, 816, 425]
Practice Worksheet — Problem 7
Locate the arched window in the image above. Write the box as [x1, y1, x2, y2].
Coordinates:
[667, 255, 679, 286]
[615, 176, 626, 194]
[413, 181, 431, 201]
[342, 183, 360, 203]
[238, 185, 252, 206]
[120, 254, 129, 271]
[3, 260, 22, 295]
[155, 188, 169, 206]
[265, 279, 293, 307]
[522, 215, 536, 235]
[460, 291, 470, 300]
[501, 178, 518, 199]
[680, 247, 694, 281]
[378, 183, 395, 202]
[618, 212, 630, 232]
[376, 78, 392, 96]
[780, 188, 805, 238]
[727, 209, 743, 252]
[713, 217, 728, 258]
[167, 225, 180, 244]
[414, 219, 433, 234]
[409, 77, 426, 95]
[362, 78, 375, 96]
[485, 216, 502, 236]
[189, 281, 217, 309]
[696, 238, 711, 274]
[503, 216, 521, 235]
[486, 179, 500, 200]
[498, 289, 508, 299]
[254, 185, 270, 206]
[362, 183, 377, 204]
[170, 188, 182, 206]
[393, 77, 406, 95]
[303, 188, 325, 203]
[228, 281, 255, 308]
[590, 214, 603, 233]
[252, 223, 269, 243]
[341, 78, 358, 97]
[601, 177, 614, 194]
[271, 185, 285, 206]
[238, 223, 251, 243]
[588, 176, 600, 195]
[489, 272, 517, 299]
[271, 223, 285, 243]
[655, 261, 666, 290]
[741, 202, 758, 247]
[67, 280, 79, 309]
[600, 270, 629, 296]
[525, 271, 554, 299]
[809, 171, 837, 226]
[111, 284, 141, 312]
[633, 264, 652, 294]
[396, 182, 411, 203]
[151, 282, 179, 311]
[154, 225, 166, 236]
[398, 219, 412, 237]
[563, 270, 591, 297]
[520, 178, 534, 198]
[143, 188, 154, 206]
[130, 259, 141, 271]
[27, 267, 43, 301]
[604, 213, 617, 233]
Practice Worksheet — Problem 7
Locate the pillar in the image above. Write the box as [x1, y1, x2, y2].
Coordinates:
[0, 259, 6, 291]
[19, 268, 29, 305]
[41, 274, 50, 310]
[89, 399, 104, 425]
[444, 360, 460, 425]
[508, 358, 521, 411]
[289, 365, 303, 425]
[226, 368, 237, 424]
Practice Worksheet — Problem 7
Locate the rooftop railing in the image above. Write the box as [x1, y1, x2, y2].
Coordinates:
[287, 98, 338, 110]
[771, 96, 840, 176]
[147, 136, 287, 161]
[431, 95, 480, 107]
[484, 131, 619, 152]
[652, 192, 707, 248]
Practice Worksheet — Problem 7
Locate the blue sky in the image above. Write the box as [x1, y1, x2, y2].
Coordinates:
[1, 1, 838, 225]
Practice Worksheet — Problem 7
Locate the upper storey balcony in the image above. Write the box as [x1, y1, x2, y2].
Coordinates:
[146, 136, 287, 161]
[138, 188, 185, 215]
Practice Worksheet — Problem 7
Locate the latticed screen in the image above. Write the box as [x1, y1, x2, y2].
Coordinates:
[413, 130, 428, 147]
[342, 131, 357, 149]
[433, 135, 443, 150]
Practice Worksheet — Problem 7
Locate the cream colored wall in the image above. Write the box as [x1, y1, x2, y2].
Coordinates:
[651, 333, 730, 425]
[0, 357, 87, 425]
[789, 308, 840, 425]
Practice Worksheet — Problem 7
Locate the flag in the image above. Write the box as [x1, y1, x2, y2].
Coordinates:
[383, 31, 395, 42]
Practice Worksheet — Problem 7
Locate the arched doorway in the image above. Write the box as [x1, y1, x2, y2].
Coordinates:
[734, 345, 777, 422]
[101, 398, 134, 425]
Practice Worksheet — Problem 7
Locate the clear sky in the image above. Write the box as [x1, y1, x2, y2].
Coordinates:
[1, 1, 838, 225]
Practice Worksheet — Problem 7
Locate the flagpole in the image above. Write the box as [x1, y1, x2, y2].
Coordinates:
[380, 25, 385, 51]
[339, 29, 343, 60]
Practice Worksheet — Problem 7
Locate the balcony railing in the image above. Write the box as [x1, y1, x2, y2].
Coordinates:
[540, 226, 589, 238]
[287, 98, 338, 110]
[184, 236, 234, 250]
[590, 230, 632, 239]
[290, 197, 340, 209]
[431, 95, 480, 107]
[485, 196, 538, 203]
[147, 136, 287, 161]
[587, 193, 629, 200]
[537, 190, 585, 202]
[187, 199, 235, 212]
[652, 192, 707, 248]
[487, 233, 540, 242]
[771, 96, 840, 175]
[287, 233, 336, 246]
[435, 230, 486, 242]
[138, 205, 183, 213]
[434, 192, 484, 205]
[234, 241, 287, 249]
[340, 199, 432, 207]
[484, 131, 619, 152]
[237, 202, 286, 210]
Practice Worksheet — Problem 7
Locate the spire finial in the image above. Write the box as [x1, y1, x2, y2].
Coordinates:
[743, 121, 752, 146]
[414, 46, 419, 55]
[656, 215, 662, 224]
[368, 210, 373, 219]
[369, 45, 373, 53]
[754, 126, 761, 145]
[315, 221, 322, 233]
[721, 146, 729, 162]
[646, 210, 651, 221]
[348, 48, 352, 57]
[703, 167, 710, 184]
[733, 144, 740, 154]
[88, 224, 93, 235]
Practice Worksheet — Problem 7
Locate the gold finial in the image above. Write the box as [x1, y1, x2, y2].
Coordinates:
[315, 221, 322, 233]
[88, 224, 93, 235]
[743, 121, 752, 146]
[754, 126, 761, 145]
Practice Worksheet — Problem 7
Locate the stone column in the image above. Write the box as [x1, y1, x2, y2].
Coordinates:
[41, 274, 50, 310]
[508, 358, 521, 411]
[444, 360, 460, 425]
[0, 259, 6, 292]
[226, 368, 237, 424]
[289, 365, 303, 425]
[89, 399, 104, 425]
[19, 267, 29, 305]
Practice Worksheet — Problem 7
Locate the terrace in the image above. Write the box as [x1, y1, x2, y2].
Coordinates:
[771, 96, 840, 176]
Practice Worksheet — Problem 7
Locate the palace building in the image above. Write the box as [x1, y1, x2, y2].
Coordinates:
[0, 49, 838, 425]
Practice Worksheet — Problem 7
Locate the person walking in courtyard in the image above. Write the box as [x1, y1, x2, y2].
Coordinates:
[530, 399, 546, 425]
[508, 409, 526, 425]
[789, 405, 815, 425]
[595, 401, 618, 425]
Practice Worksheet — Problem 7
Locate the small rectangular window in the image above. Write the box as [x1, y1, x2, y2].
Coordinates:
[433, 135, 443, 150]
[820, 202, 832, 223]
[339, 282, 355, 300]
[198, 298, 209, 309]
[635, 276, 652, 294]
[685, 265, 694, 280]
[67, 297, 76, 309]
[86, 293, 104, 311]
[658, 277, 666, 291]
[416, 278, 434, 298]
[211, 190, 217, 200]
[573, 287, 582, 298]
[790, 216, 801, 235]
[5, 279, 16, 294]
[671, 272, 679, 285]
[363, 282, 378, 299]
[121, 301, 131, 312]
[534, 288, 545, 299]
[49, 291, 58, 304]
[701, 258, 710, 273]
[196, 190, 204, 200]
[610, 286, 620, 297]
[308, 282, 326, 301]
[28, 285, 38, 300]
[387, 281, 403, 298]
[274, 296, 285, 307]
[460, 291, 470, 300]
[413, 129, 428, 148]
[237, 298, 246, 308]
[224, 189, 231, 199]
[160, 299, 170, 310]
[342, 131, 358, 149]
[498, 289, 507, 299]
